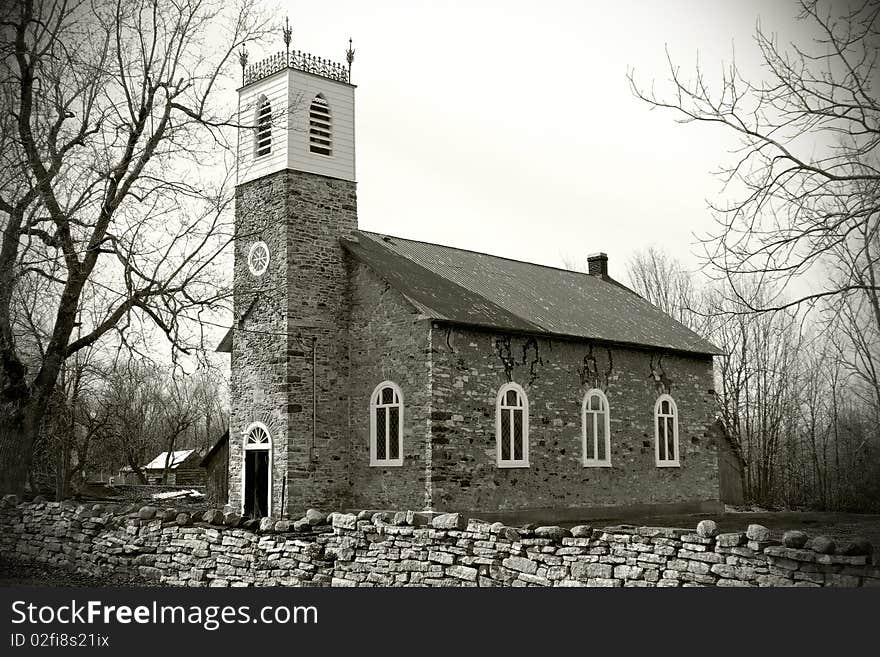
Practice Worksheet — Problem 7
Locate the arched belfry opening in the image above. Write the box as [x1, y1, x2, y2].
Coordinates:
[255, 95, 272, 157]
[308, 93, 332, 156]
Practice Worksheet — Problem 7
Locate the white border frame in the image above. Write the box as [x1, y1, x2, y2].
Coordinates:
[247, 241, 270, 276]
[369, 381, 404, 467]
[496, 382, 530, 468]
[241, 421, 273, 516]
[582, 388, 612, 467]
[654, 394, 680, 467]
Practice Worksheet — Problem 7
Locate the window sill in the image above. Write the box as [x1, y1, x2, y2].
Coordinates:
[583, 462, 612, 468]
[497, 462, 530, 469]
[370, 460, 403, 467]
[655, 461, 681, 468]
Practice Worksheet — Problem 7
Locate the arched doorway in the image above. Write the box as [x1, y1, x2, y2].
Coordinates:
[242, 422, 272, 517]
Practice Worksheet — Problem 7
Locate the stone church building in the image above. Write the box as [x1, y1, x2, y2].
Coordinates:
[218, 38, 724, 521]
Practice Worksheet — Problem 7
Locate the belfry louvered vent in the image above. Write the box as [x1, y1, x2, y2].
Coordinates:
[309, 94, 332, 156]
[255, 96, 272, 157]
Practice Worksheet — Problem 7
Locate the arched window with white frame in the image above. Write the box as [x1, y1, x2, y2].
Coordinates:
[655, 394, 680, 467]
[242, 422, 272, 517]
[496, 382, 529, 468]
[370, 382, 403, 466]
[254, 95, 272, 157]
[582, 389, 611, 467]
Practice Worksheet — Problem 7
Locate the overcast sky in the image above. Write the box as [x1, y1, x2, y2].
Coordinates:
[260, 0, 812, 279]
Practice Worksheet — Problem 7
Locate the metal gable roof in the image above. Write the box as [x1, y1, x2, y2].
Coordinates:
[343, 231, 722, 356]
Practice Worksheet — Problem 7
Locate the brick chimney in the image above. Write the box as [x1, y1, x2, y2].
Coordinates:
[587, 252, 608, 277]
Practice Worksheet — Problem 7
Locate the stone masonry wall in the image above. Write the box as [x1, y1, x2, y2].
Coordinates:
[231, 171, 291, 517]
[2, 498, 877, 588]
[430, 325, 720, 513]
[232, 169, 358, 516]
[347, 262, 432, 510]
[284, 170, 358, 511]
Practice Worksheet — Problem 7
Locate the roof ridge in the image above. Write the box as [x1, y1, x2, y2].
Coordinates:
[357, 229, 623, 283]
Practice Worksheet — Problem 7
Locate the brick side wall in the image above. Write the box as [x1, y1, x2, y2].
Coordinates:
[2, 500, 876, 588]
[429, 326, 719, 513]
[347, 263, 432, 510]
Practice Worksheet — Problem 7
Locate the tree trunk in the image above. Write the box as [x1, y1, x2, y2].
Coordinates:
[0, 400, 39, 495]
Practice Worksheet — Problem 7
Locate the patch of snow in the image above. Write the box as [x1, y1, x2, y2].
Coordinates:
[150, 489, 204, 500]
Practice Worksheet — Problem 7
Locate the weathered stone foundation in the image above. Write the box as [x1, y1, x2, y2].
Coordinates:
[1, 499, 876, 587]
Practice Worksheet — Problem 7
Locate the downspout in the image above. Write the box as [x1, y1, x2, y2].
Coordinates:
[311, 336, 317, 463]
[425, 322, 434, 512]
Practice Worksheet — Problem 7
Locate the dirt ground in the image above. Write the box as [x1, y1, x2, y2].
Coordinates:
[560, 510, 880, 564]
[0, 557, 159, 587]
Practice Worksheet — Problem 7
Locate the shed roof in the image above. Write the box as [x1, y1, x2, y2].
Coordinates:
[200, 431, 229, 467]
[142, 450, 196, 471]
[342, 231, 721, 356]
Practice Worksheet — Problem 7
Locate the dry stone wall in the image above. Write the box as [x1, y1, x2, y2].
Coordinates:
[1, 497, 877, 588]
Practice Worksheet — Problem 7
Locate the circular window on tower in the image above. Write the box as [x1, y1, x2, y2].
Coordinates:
[247, 241, 270, 276]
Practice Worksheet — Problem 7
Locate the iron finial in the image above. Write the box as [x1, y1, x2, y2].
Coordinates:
[283, 16, 292, 58]
[238, 46, 249, 83]
[345, 37, 355, 79]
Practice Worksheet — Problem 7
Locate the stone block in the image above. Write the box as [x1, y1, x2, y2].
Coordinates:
[502, 556, 538, 575]
[696, 519, 719, 538]
[570, 525, 593, 538]
[586, 577, 621, 587]
[614, 565, 644, 580]
[408, 511, 437, 527]
[716, 578, 753, 587]
[683, 536, 715, 549]
[332, 513, 358, 530]
[446, 565, 478, 581]
[746, 524, 771, 542]
[782, 530, 808, 548]
[202, 509, 224, 525]
[138, 506, 157, 520]
[687, 560, 711, 575]
[431, 513, 466, 530]
[756, 574, 794, 587]
[571, 562, 613, 580]
[810, 535, 835, 555]
[764, 546, 815, 562]
[534, 526, 570, 540]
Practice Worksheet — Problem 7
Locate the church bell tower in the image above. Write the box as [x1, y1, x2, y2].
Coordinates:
[227, 22, 357, 518]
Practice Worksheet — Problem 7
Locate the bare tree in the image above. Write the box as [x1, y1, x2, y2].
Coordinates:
[0, 0, 271, 493]
[826, 214, 880, 416]
[628, 0, 880, 313]
[624, 246, 709, 334]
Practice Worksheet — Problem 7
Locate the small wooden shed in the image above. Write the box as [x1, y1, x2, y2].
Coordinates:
[710, 418, 745, 505]
[200, 430, 229, 505]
